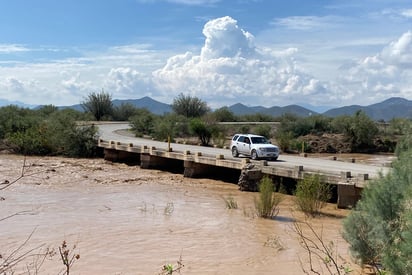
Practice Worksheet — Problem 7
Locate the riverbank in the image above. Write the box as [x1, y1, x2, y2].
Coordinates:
[0, 155, 359, 274]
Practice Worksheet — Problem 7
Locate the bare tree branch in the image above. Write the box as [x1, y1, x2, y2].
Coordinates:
[293, 219, 352, 275]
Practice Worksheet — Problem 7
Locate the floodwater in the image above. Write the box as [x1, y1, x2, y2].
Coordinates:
[0, 155, 357, 274]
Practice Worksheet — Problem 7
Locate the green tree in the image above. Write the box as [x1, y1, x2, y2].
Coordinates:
[239, 113, 274, 122]
[394, 120, 412, 156]
[189, 118, 212, 146]
[112, 103, 140, 121]
[343, 136, 412, 273]
[212, 107, 237, 122]
[45, 110, 98, 157]
[387, 118, 411, 135]
[129, 108, 156, 137]
[172, 93, 210, 118]
[332, 111, 378, 151]
[275, 131, 293, 152]
[152, 114, 189, 141]
[7, 123, 52, 155]
[82, 90, 113, 121]
[37, 104, 58, 117]
[254, 124, 272, 138]
[0, 105, 40, 139]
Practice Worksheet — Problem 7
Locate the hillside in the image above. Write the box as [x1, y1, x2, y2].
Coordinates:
[323, 97, 412, 121]
[2, 96, 412, 121]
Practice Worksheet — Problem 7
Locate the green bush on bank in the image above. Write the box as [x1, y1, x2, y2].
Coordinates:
[0, 105, 98, 157]
[343, 124, 412, 274]
[295, 174, 331, 216]
[255, 176, 282, 218]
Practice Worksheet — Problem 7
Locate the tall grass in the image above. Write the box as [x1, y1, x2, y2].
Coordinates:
[223, 196, 238, 209]
[255, 177, 282, 218]
[295, 174, 331, 216]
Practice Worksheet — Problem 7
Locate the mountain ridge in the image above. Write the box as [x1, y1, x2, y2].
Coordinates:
[1, 96, 411, 121]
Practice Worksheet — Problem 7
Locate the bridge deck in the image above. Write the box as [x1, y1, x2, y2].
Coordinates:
[98, 139, 374, 187]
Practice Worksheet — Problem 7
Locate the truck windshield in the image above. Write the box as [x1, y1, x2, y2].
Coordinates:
[251, 137, 269, 144]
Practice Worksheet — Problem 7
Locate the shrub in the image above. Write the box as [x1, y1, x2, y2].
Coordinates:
[6, 125, 52, 155]
[331, 111, 378, 152]
[295, 174, 331, 216]
[254, 124, 272, 138]
[212, 107, 237, 122]
[61, 124, 99, 157]
[129, 109, 156, 137]
[0, 105, 41, 139]
[152, 114, 189, 141]
[343, 147, 412, 273]
[275, 131, 294, 152]
[45, 110, 99, 157]
[189, 118, 212, 146]
[3, 108, 98, 157]
[255, 177, 282, 218]
[112, 103, 141, 121]
[212, 128, 227, 148]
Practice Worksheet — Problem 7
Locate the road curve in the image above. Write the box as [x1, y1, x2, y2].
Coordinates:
[97, 122, 391, 179]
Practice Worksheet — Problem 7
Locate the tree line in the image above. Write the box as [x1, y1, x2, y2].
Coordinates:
[82, 91, 407, 152]
[0, 90, 409, 156]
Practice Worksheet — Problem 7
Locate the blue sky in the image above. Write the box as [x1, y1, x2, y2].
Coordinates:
[1, 0, 412, 111]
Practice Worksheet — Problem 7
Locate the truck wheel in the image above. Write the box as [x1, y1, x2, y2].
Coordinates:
[232, 147, 239, 157]
[251, 150, 258, 160]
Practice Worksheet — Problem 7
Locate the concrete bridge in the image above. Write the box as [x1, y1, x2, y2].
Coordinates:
[97, 123, 391, 208]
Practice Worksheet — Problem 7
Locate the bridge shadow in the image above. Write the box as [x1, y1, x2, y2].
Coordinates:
[237, 156, 286, 163]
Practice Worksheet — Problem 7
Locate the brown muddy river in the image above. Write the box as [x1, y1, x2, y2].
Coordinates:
[0, 155, 358, 274]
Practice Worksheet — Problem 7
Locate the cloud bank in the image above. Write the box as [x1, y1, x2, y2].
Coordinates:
[1, 16, 412, 109]
[340, 31, 412, 101]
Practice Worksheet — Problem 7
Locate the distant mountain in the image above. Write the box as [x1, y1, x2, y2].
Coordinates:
[2, 96, 412, 121]
[58, 104, 83, 112]
[323, 97, 412, 121]
[112, 96, 172, 115]
[228, 103, 317, 117]
[0, 99, 36, 108]
[56, 96, 172, 115]
[228, 103, 266, 115]
[322, 104, 365, 117]
[267, 104, 317, 117]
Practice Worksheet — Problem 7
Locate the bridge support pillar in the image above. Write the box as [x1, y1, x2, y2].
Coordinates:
[140, 153, 169, 169]
[183, 161, 210, 178]
[104, 148, 139, 163]
[337, 182, 362, 209]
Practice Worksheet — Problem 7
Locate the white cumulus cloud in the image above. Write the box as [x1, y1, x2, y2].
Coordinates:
[104, 67, 153, 98]
[153, 16, 329, 107]
[339, 31, 412, 102]
[0, 44, 30, 53]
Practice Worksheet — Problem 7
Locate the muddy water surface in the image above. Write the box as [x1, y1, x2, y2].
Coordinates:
[0, 155, 356, 274]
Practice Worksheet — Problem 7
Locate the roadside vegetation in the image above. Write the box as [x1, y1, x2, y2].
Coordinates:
[0, 90, 407, 155]
[342, 123, 412, 274]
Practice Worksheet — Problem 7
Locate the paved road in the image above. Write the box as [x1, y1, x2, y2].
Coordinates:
[97, 123, 390, 179]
